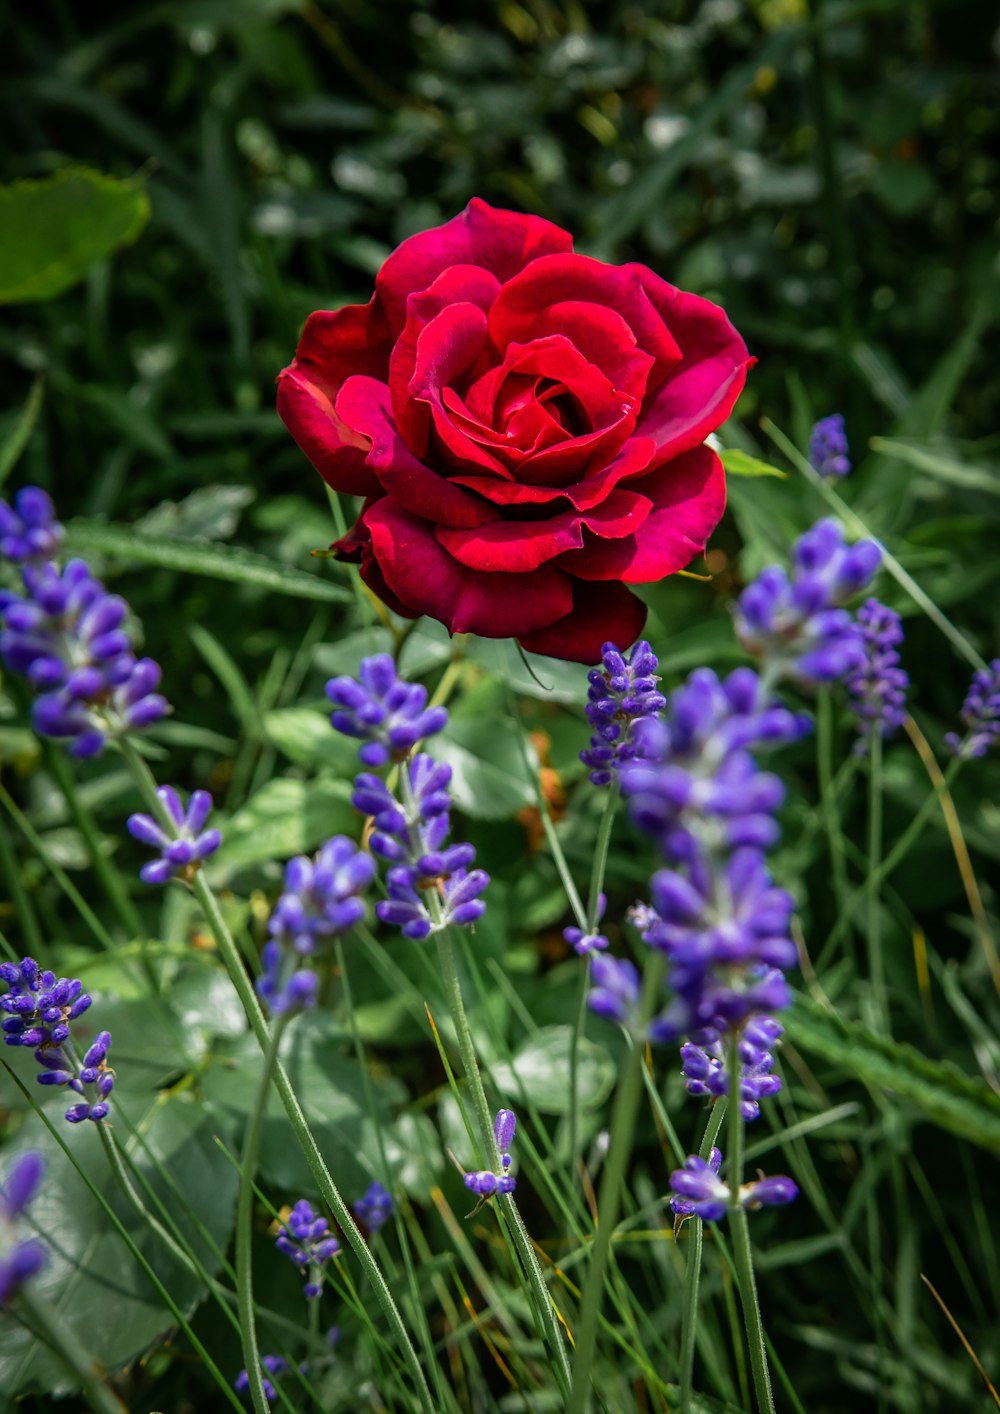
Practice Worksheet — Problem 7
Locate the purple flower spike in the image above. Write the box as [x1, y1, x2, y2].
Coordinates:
[464, 1170, 515, 1197]
[809, 414, 851, 479]
[847, 599, 908, 748]
[354, 1181, 394, 1232]
[0, 493, 171, 756]
[326, 654, 449, 766]
[275, 1199, 340, 1298]
[733, 518, 880, 689]
[0, 1152, 48, 1306]
[258, 836, 374, 1017]
[580, 640, 666, 785]
[0, 487, 64, 566]
[235, 1354, 288, 1403]
[680, 1016, 784, 1121]
[493, 1108, 516, 1155]
[127, 786, 222, 886]
[669, 1149, 798, 1221]
[587, 953, 640, 1027]
[946, 659, 1000, 760]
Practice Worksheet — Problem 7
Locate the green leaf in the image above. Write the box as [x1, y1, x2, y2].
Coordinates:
[432, 714, 537, 821]
[0, 168, 149, 304]
[0, 376, 45, 489]
[64, 519, 352, 603]
[263, 707, 359, 773]
[722, 448, 788, 479]
[785, 995, 1000, 1154]
[207, 776, 357, 881]
[868, 438, 1000, 496]
[491, 1025, 615, 1114]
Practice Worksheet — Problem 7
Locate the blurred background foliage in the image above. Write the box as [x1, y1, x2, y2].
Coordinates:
[2, 2, 1000, 1410]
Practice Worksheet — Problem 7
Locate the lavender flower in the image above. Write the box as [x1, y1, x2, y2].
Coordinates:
[258, 836, 375, 1016]
[669, 1148, 798, 1221]
[809, 414, 851, 479]
[235, 1355, 288, 1403]
[327, 654, 448, 766]
[36, 1029, 115, 1123]
[580, 640, 666, 786]
[846, 599, 908, 746]
[352, 755, 488, 940]
[464, 1108, 517, 1199]
[0, 958, 91, 1048]
[0, 545, 169, 758]
[733, 518, 881, 687]
[127, 786, 222, 884]
[0, 1152, 47, 1306]
[275, 1200, 340, 1298]
[680, 1015, 783, 1120]
[354, 1181, 393, 1232]
[0, 488, 64, 566]
[564, 894, 609, 956]
[946, 659, 1000, 759]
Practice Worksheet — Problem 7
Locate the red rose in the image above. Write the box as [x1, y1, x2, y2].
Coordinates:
[277, 199, 751, 664]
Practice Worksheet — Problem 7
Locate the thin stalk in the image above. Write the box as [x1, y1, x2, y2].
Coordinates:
[0, 813, 43, 955]
[727, 1032, 774, 1414]
[434, 927, 573, 1395]
[569, 781, 620, 1184]
[817, 690, 850, 922]
[236, 1019, 287, 1414]
[117, 737, 435, 1414]
[866, 733, 888, 1029]
[44, 741, 143, 939]
[679, 1100, 730, 1413]
[19, 1290, 126, 1414]
[566, 950, 666, 1414]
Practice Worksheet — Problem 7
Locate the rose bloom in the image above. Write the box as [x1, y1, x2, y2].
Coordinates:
[278, 199, 751, 664]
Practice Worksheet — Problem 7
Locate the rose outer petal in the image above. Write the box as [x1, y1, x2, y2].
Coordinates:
[518, 579, 648, 665]
[436, 488, 652, 573]
[555, 445, 725, 582]
[375, 198, 574, 332]
[363, 498, 574, 639]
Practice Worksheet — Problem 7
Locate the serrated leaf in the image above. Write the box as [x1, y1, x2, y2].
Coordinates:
[722, 448, 788, 479]
[65, 519, 352, 603]
[491, 1025, 615, 1114]
[785, 995, 1000, 1154]
[0, 168, 149, 304]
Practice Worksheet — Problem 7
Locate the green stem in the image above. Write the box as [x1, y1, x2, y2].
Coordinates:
[727, 1033, 775, 1414]
[117, 737, 435, 1414]
[435, 927, 573, 1395]
[0, 811, 43, 956]
[567, 950, 666, 1414]
[569, 782, 620, 1182]
[44, 741, 144, 940]
[866, 732, 888, 1030]
[236, 1020, 287, 1414]
[679, 1100, 729, 1413]
[19, 1290, 126, 1414]
[817, 689, 850, 921]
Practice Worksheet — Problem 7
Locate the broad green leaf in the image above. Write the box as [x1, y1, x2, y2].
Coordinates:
[491, 1025, 615, 1114]
[263, 707, 359, 773]
[432, 714, 536, 821]
[785, 995, 1000, 1154]
[207, 776, 357, 881]
[722, 448, 788, 479]
[65, 519, 352, 603]
[869, 438, 1000, 496]
[0, 168, 149, 304]
[0, 1090, 236, 1395]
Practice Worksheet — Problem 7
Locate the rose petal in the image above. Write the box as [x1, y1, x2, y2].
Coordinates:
[518, 580, 648, 665]
[436, 488, 652, 573]
[629, 270, 753, 458]
[489, 253, 679, 380]
[335, 375, 498, 530]
[389, 265, 501, 454]
[555, 445, 725, 581]
[450, 434, 658, 508]
[376, 198, 573, 332]
[363, 499, 574, 637]
[276, 300, 392, 495]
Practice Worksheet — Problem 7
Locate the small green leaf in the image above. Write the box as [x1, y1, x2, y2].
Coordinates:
[263, 707, 358, 773]
[0, 168, 149, 304]
[785, 994, 1000, 1154]
[491, 1025, 615, 1113]
[722, 448, 788, 479]
[432, 714, 536, 821]
[64, 519, 352, 603]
